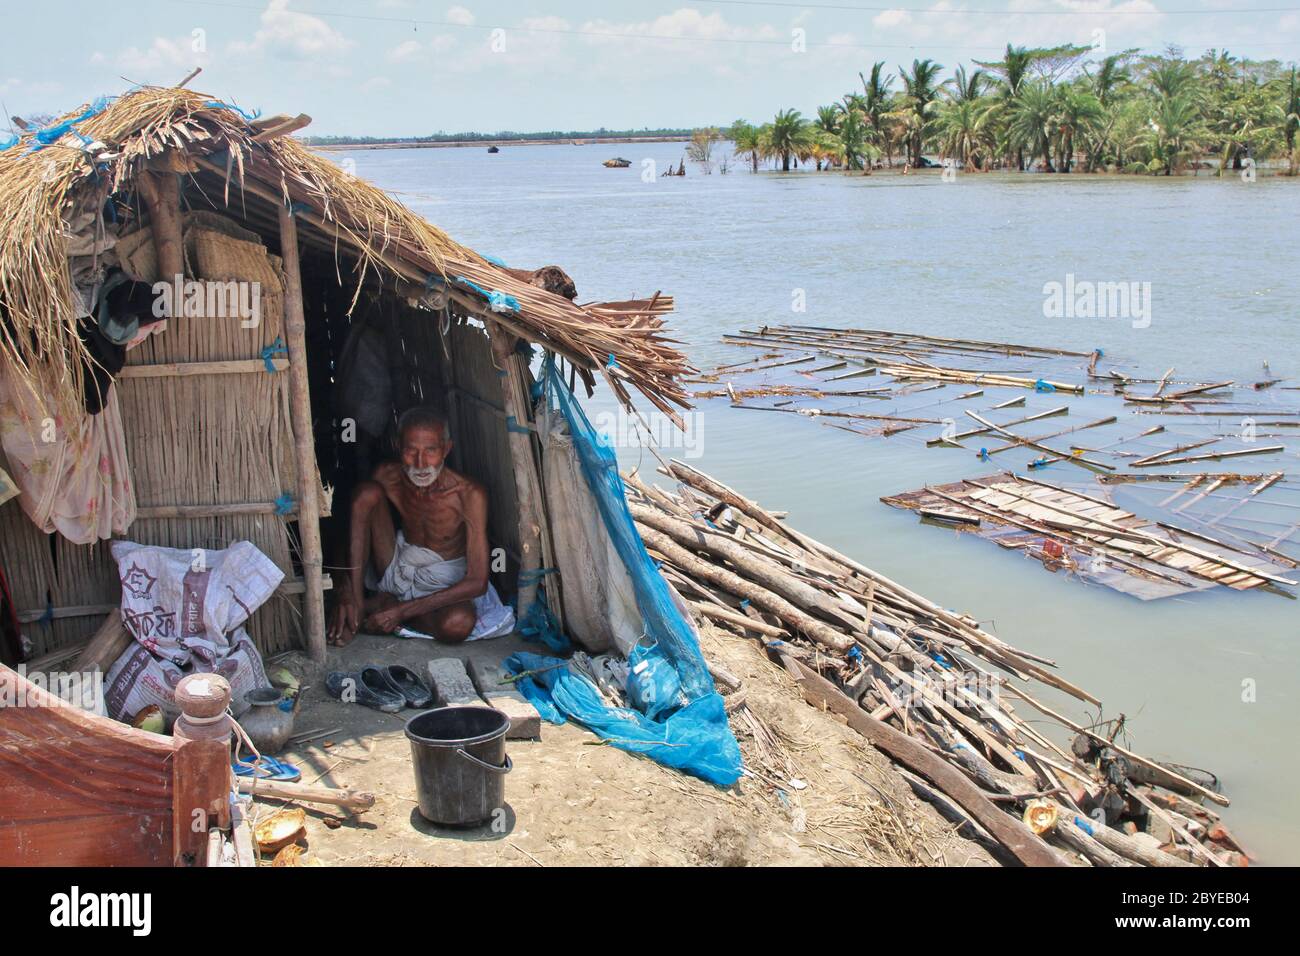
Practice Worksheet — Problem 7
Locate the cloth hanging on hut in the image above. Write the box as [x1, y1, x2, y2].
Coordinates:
[0, 360, 136, 544]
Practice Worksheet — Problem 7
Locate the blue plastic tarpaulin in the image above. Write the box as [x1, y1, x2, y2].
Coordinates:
[504, 359, 742, 786]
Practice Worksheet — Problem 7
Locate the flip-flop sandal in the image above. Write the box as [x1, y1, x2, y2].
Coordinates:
[378, 664, 434, 709]
[325, 668, 405, 713]
[233, 754, 302, 783]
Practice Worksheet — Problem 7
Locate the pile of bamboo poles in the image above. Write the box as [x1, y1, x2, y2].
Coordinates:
[627, 460, 1246, 868]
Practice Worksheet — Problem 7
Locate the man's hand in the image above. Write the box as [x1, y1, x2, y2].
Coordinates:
[328, 595, 360, 646]
[364, 604, 408, 634]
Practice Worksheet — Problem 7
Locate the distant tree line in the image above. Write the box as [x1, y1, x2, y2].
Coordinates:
[305, 126, 694, 146]
[725, 45, 1300, 176]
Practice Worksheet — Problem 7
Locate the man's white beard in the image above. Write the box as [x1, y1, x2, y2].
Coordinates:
[405, 464, 441, 488]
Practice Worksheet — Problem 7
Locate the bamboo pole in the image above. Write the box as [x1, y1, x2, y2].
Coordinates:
[277, 203, 327, 663]
[780, 654, 1070, 867]
[137, 170, 183, 285]
[487, 325, 550, 620]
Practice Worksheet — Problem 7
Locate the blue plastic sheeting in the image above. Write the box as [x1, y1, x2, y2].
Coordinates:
[204, 100, 262, 122]
[454, 276, 520, 314]
[504, 651, 741, 787]
[517, 584, 570, 653]
[531, 358, 742, 786]
[25, 96, 113, 152]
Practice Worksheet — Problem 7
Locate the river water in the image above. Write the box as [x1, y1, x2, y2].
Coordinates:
[335, 141, 1300, 864]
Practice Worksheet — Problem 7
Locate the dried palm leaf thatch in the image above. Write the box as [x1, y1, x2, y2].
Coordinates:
[0, 85, 690, 420]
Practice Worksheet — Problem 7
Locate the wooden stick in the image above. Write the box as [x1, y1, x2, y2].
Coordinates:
[635, 524, 853, 653]
[666, 460, 1095, 703]
[1001, 685, 1228, 807]
[119, 358, 288, 378]
[926, 405, 1069, 446]
[71, 613, 131, 675]
[964, 411, 1115, 471]
[489, 326, 551, 620]
[780, 654, 1069, 867]
[1140, 444, 1284, 468]
[278, 203, 327, 663]
[236, 776, 376, 811]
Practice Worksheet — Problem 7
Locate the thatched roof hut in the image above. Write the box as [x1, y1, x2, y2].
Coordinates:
[0, 85, 690, 667]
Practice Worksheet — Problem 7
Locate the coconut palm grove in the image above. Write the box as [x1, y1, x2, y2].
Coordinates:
[721, 44, 1300, 176]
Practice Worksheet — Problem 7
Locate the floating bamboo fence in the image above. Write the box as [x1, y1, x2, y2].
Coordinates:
[692, 325, 1298, 589]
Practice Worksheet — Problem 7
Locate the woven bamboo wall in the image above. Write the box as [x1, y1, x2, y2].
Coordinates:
[2, 216, 311, 660]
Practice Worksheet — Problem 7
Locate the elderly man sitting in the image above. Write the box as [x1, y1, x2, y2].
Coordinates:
[328, 407, 514, 646]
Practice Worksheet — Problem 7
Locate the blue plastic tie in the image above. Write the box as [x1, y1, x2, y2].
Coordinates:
[261, 337, 287, 372]
[739, 599, 750, 609]
[1029, 457, 1051, 470]
[847, 646, 863, 663]
[454, 276, 519, 314]
[933, 651, 951, 670]
[1014, 749, 1027, 760]
[273, 493, 295, 516]
[205, 100, 262, 122]
[483, 253, 508, 267]
[606, 353, 619, 370]
[1034, 378, 1056, 393]
[1094, 348, 1104, 358]
[1074, 815, 1095, 836]
[978, 447, 990, 461]
[517, 567, 557, 584]
[505, 415, 531, 435]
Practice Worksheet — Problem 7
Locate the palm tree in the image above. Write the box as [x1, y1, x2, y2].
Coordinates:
[815, 105, 842, 136]
[728, 120, 763, 173]
[837, 109, 879, 172]
[981, 43, 1035, 168]
[1055, 85, 1102, 172]
[1089, 53, 1133, 107]
[935, 98, 994, 170]
[1010, 80, 1058, 171]
[1282, 67, 1300, 176]
[1142, 93, 1207, 175]
[1146, 58, 1202, 104]
[859, 61, 896, 165]
[949, 65, 989, 103]
[897, 58, 945, 166]
[768, 109, 813, 172]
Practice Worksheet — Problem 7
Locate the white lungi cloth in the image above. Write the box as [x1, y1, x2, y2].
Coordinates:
[375, 531, 515, 640]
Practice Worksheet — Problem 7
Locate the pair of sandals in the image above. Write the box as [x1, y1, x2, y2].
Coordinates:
[325, 664, 432, 713]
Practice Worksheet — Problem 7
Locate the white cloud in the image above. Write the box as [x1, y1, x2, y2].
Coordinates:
[873, 10, 913, 28]
[360, 76, 392, 92]
[388, 40, 423, 63]
[102, 34, 209, 80]
[230, 0, 354, 61]
[446, 6, 475, 27]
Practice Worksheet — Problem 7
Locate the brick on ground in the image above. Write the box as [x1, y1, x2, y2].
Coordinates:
[467, 657, 542, 740]
[426, 657, 489, 708]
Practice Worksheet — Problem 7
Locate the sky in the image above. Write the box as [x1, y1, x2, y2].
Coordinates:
[2, 0, 1298, 136]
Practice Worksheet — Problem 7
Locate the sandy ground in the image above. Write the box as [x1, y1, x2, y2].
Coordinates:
[256, 626, 999, 867]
